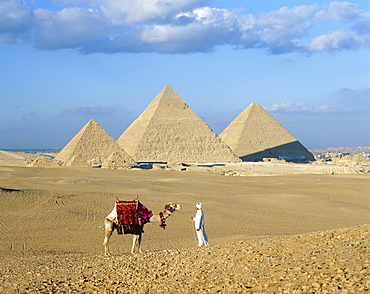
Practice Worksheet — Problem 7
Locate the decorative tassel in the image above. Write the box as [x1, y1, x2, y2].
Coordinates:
[159, 212, 166, 229]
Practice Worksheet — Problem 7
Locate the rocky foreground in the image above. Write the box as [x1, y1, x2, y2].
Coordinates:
[1, 225, 368, 293]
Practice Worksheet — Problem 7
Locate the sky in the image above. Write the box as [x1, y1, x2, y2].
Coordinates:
[0, 0, 369, 150]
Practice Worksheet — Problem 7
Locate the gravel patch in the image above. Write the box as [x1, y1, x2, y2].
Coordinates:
[1, 224, 368, 293]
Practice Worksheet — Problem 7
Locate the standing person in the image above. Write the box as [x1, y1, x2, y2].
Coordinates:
[191, 202, 209, 246]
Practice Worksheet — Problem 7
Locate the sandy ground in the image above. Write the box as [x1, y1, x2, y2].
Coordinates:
[0, 151, 369, 292]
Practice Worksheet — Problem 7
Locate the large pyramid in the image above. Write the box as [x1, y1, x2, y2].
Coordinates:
[117, 86, 241, 163]
[53, 119, 136, 168]
[219, 103, 314, 161]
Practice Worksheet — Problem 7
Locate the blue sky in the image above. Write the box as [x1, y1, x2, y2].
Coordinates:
[0, 0, 369, 149]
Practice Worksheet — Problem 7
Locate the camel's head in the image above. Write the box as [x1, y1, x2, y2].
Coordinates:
[164, 202, 182, 213]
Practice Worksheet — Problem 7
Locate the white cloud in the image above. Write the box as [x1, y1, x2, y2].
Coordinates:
[83, 6, 241, 53]
[0, 0, 369, 54]
[315, 1, 364, 22]
[96, 0, 207, 24]
[257, 5, 317, 26]
[308, 30, 354, 52]
[0, 0, 31, 31]
[0, 0, 32, 43]
[307, 28, 370, 53]
[247, 5, 317, 54]
[264, 102, 341, 113]
[32, 7, 113, 49]
[179, 6, 238, 26]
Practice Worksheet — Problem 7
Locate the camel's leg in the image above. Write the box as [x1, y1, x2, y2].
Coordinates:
[103, 219, 114, 256]
[137, 233, 143, 253]
[131, 234, 143, 254]
[131, 235, 139, 254]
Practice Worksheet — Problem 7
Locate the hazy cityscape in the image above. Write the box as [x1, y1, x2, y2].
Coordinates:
[309, 146, 370, 161]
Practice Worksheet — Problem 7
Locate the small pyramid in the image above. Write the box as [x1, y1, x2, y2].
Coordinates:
[117, 86, 241, 163]
[219, 103, 314, 161]
[102, 151, 137, 170]
[29, 157, 52, 167]
[53, 119, 136, 167]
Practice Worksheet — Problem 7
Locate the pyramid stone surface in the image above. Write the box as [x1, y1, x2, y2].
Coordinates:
[102, 151, 137, 170]
[53, 119, 136, 167]
[219, 103, 314, 161]
[29, 157, 52, 167]
[117, 86, 241, 163]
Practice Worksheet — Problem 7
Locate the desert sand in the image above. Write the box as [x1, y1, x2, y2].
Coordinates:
[0, 151, 369, 293]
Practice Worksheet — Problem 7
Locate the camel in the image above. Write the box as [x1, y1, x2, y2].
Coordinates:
[103, 202, 182, 255]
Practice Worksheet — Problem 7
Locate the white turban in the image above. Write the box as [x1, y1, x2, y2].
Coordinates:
[196, 202, 202, 209]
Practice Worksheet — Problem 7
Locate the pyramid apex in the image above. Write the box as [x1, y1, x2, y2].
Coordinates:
[83, 119, 100, 126]
[152, 85, 186, 108]
[163, 85, 174, 90]
[161, 85, 176, 96]
[82, 119, 101, 130]
[249, 102, 262, 108]
[244, 102, 267, 114]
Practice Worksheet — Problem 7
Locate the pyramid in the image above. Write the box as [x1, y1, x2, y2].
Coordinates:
[53, 119, 136, 168]
[102, 151, 137, 170]
[219, 103, 314, 161]
[117, 86, 241, 163]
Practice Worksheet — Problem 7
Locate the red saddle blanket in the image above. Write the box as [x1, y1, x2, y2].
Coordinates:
[116, 200, 153, 226]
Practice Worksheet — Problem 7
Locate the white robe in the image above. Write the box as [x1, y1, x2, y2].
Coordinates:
[193, 209, 209, 246]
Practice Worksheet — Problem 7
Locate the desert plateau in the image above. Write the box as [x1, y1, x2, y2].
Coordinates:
[0, 150, 369, 293]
